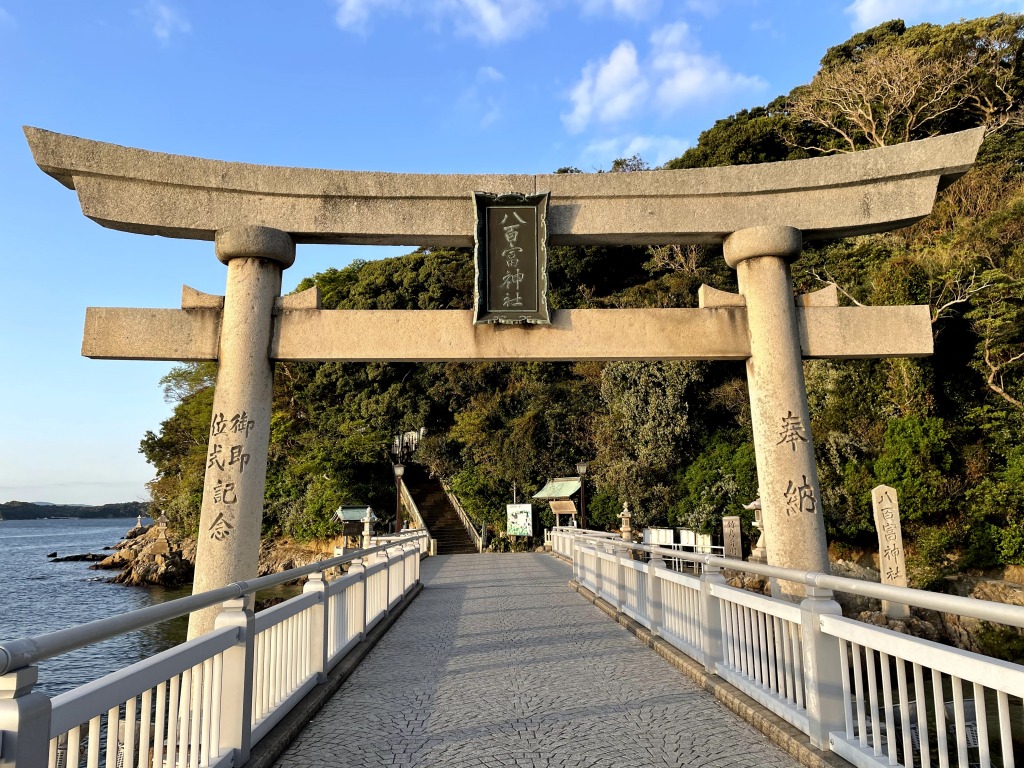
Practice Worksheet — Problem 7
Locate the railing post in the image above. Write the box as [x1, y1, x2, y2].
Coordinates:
[413, 538, 421, 579]
[699, 563, 727, 675]
[646, 551, 666, 637]
[581, 540, 593, 590]
[378, 551, 391, 615]
[608, 542, 625, 612]
[403, 542, 415, 594]
[347, 560, 367, 640]
[214, 598, 255, 765]
[0, 666, 50, 768]
[303, 571, 329, 683]
[799, 586, 845, 750]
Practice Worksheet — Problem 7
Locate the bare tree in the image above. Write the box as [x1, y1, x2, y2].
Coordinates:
[644, 244, 704, 274]
[957, 19, 1024, 134]
[983, 336, 1024, 409]
[930, 268, 993, 325]
[789, 47, 973, 152]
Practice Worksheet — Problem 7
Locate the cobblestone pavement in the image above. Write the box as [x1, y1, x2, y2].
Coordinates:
[274, 554, 801, 768]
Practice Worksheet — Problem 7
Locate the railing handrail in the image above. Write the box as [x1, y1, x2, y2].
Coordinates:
[556, 528, 1024, 630]
[0, 532, 428, 676]
[398, 478, 430, 534]
[439, 478, 482, 552]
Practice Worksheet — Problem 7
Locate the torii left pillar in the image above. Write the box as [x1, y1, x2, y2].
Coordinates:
[188, 226, 294, 638]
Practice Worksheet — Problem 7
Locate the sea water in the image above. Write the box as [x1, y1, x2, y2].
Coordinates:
[0, 518, 189, 696]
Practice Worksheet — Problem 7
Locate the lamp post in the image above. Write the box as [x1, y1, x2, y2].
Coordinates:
[393, 463, 405, 534]
[576, 461, 588, 530]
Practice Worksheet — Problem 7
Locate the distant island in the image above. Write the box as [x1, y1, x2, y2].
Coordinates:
[0, 501, 149, 521]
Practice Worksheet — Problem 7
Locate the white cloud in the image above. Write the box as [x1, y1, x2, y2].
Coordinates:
[450, 0, 545, 43]
[334, 0, 401, 32]
[563, 41, 649, 133]
[651, 23, 765, 112]
[458, 66, 508, 128]
[143, 1, 190, 42]
[333, 0, 544, 42]
[582, 134, 689, 167]
[478, 65, 505, 83]
[844, 0, 1007, 29]
[578, 0, 661, 19]
[563, 24, 764, 132]
[684, 0, 719, 16]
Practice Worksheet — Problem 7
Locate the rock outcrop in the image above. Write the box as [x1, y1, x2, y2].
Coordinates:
[90, 525, 336, 587]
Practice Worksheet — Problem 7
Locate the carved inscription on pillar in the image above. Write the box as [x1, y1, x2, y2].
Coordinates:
[776, 411, 808, 451]
[205, 409, 255, 540]
[783, 475, 817, 516]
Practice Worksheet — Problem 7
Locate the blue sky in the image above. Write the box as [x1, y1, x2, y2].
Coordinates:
[0, 0, 1016, 505]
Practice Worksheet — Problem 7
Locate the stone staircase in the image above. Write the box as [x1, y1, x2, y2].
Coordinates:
[403, 464, 478, 555]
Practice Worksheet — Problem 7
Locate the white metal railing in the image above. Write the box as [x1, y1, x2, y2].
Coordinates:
[398, 479, 430, 535]
[438, 478, 482, 553]
[551, 526, 1024, 768]
[659, 542, 726, 573]
[0, 530, 428, 768]
[371, 532, 431, 557]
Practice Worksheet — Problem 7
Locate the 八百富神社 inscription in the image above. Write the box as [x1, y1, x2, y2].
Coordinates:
[722, 516, 742, 560]
[24, 125, 984, 625]
[872, 484, 910, 619]
[473, 192, 550, 325]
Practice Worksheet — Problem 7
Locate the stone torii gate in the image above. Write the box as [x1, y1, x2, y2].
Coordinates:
[25, 126, 984, 633]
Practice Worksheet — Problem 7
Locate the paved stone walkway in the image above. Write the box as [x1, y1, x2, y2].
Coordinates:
[274, 554, 801, 768]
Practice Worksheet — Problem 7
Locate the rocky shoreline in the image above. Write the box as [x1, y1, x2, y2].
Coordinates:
[48, 524, 337, 588]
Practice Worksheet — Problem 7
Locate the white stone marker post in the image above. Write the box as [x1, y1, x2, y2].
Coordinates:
[872, 484, 911, 619]
[188, 226, 294, 638]
[722, 516, 742, 560]
[724, 226, 829, 597]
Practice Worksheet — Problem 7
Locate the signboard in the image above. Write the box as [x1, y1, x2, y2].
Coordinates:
[473, 192, 551, 325]
[722, 516, 742, 559]
[507, 503, 534, 537]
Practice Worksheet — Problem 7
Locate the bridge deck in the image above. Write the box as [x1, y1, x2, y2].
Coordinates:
[273, 554, 800, 768]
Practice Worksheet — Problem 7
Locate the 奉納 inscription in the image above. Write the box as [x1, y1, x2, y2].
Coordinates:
[776, 410, 808, 451]
[783, 475, 817, 516]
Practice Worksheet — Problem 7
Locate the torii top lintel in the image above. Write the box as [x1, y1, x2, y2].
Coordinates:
[24, 126, 984, 248]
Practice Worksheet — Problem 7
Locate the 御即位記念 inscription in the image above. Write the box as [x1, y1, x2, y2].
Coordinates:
[205, 410, 255, 540]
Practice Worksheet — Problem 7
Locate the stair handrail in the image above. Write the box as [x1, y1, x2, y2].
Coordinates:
[439, 478, 483, 552]
[398, 477, 430, 534]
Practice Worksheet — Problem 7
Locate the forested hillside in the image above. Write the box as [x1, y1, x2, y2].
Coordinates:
[142, 15, 1024, 587]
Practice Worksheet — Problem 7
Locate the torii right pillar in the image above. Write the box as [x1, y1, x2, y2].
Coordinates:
[725, 225, 828, 596]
